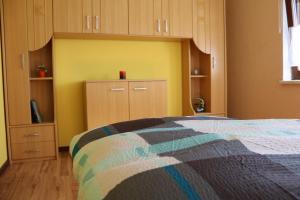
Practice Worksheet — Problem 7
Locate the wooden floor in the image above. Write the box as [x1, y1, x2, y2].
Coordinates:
[0, 152, 78, 200]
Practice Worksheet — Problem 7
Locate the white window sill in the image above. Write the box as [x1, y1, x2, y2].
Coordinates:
[280, 80, 300, 85]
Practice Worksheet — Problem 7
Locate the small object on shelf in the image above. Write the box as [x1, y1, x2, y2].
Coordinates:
[192, 69, 199, 75]
[36, 64, 48, 78]
[193, 98, 205, 113]
[119, 70, 126, 80]
[291, 66, 300, 80]
[30, 100, 43, 123]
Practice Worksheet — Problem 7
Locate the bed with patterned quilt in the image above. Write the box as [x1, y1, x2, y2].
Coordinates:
[70, 116, 300, 200]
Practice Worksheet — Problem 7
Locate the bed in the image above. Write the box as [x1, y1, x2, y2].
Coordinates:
[70, 116, 300, 200]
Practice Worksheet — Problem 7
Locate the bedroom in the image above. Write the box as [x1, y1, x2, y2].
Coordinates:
[0, 0, 300, 199]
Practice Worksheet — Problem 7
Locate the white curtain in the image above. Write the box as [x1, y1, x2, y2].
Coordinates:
[290, 25, 300, 68]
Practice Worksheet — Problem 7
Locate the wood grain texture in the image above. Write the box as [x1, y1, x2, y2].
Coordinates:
[10, 125, 55, 144]
[92, 0, 101, 33]
[193, 0, 211, 54]
[0, 152, 77, 200]
[210, 0, 226, 115]
[169, 0, 193, 38]
[83, 0, 93, 33]
[85, 81, 130, 130]
[129, 81, 167, 120]
[3, 0, 31, 126]
[101, 0, 129, 34]
[129, 0, 154, 36]
[27, 0, 53, 50]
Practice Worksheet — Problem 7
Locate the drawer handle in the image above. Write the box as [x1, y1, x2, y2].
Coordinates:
[25, 133, 40, 137]
[111, 88, 125, 91]
[24, 150, 40, 154]
[134, 87, 147, 91]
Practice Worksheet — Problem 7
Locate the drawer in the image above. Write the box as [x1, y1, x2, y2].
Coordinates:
[10, 126, 55, 144]
[11, 141, 56, 160]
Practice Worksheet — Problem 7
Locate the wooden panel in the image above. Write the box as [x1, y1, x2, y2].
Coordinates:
[161, 0, 170, 36]
[169, 0, 193, 38]
[193, 0, 211, 54]
[100, 0, 128, 34]
[68, 0, 83, 33]
[129, 0, 154, 36]
[53, 0, 68, 32]
[129, 81, 167, 120]
[11, 141, 55, 160]
[83, 0, 92, 33]
[27, 0, 53, 50]
[210, 0, 226, 114]
[154, 0, 162, 36]
[92, 0, 101, 33]
[53, 0, 83, 33]
[30, 80, 54, 123]
[85, 82, 129, 129]
[10, 126, 55, 144]
[3, 0, 31, 125]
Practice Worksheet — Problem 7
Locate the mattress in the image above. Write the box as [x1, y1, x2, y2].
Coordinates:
[70, 116, 300, 200]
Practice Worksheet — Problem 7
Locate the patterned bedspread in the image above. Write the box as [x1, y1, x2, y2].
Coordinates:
[70, 116, 300, 200]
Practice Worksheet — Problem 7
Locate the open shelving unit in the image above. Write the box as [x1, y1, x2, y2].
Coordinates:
[29, 40, 55, 125]
[182, 40, 212, 116]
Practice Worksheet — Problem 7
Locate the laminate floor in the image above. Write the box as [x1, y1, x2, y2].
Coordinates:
[0, 152, 78, 200]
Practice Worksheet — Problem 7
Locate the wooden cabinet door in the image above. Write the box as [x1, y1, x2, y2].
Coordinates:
[169, 0, 193, 38]
[3, 0, 31, 125]
[129, 81, 167, 120]
[210, 0, 226, 114]
[193, 0, 211, 54]
[53, 0, 83, 33]
[85, 82, 129, 129]
[100, 0, 128, 34]
[83, 0, 93, 33]
[129, 0, 155, 36]
[27, 0, 53, 51]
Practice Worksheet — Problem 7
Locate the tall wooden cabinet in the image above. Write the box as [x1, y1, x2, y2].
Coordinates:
[182, 0, 226, 117]
[2, 0, 57, 163]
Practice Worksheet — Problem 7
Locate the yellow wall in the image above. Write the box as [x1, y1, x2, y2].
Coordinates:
[54, 39, 182, 146]
[0, 44, 7, 167]
[227, 0, 300, 119]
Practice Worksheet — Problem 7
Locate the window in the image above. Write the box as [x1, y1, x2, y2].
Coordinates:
[283, 0, 300, 80]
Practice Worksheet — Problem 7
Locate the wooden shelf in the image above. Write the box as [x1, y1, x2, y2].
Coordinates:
[30, 77, 53, 81]
[191, 75, 207, 78]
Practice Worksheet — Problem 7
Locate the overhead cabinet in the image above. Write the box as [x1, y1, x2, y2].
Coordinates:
[129, 0, 193, 38]
[54, 0, 128, 34]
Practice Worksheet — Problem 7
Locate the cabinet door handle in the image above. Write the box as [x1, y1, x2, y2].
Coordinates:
[86, 16, 91, 30]
[156, 19, 161, 33]
[212, 57, 217, 69]
[21, 53, 26, 70]
[111, 88, 125, 91]
[164, 19, 168, 33]
[134, 87, 147, 91]
[95, 16, 100, 30]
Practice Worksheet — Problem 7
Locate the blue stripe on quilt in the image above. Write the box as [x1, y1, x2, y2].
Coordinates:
[164, 165, 201, 200]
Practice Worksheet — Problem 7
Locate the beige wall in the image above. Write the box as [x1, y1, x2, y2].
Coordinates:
[227, 0, 300, 119]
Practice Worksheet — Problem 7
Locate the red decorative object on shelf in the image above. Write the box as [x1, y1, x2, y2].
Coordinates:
[119, 70, 126, 80]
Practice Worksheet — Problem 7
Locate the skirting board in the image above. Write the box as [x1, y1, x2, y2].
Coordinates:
[59, 146, 70, 152]
[0, 160, 9, 176]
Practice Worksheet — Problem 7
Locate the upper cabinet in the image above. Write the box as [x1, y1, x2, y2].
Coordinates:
[101, 0, 128, 34]
[53, 0, 83, 33]
[54, 0, 128, 34]
[27, 0, 53, 51]
[169, 0, 193, 38]
[193, 0, 211, 54]
[129, 0, 192, 38]
[129, 0, 154, 36]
